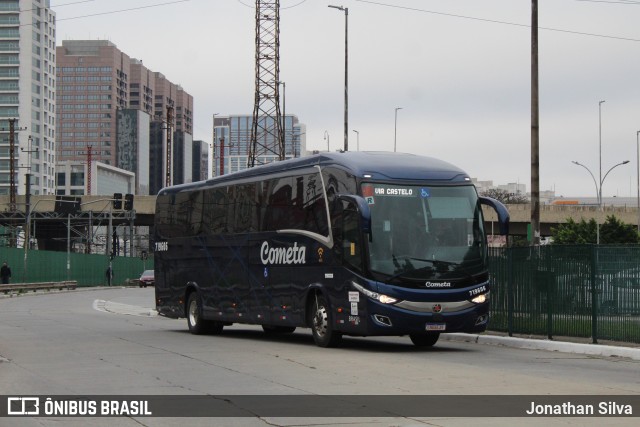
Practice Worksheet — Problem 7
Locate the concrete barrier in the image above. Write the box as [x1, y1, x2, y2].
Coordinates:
[1, 281, 77, 294]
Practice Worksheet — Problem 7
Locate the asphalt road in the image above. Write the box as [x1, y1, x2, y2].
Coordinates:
[0, 287, 638, 427]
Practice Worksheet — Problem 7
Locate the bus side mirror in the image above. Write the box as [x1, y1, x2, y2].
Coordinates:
[479, 196, 510, 235]
[338, 195, 371, 234]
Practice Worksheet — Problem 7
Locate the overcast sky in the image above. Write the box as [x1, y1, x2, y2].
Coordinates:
[53, 0, 640, 198]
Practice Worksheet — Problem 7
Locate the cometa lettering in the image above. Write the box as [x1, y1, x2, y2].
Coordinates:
[261, 241, 306, 265]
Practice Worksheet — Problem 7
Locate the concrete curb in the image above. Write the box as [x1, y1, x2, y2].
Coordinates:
[442, 333, 640, 361]
[0, 285, 135, 299]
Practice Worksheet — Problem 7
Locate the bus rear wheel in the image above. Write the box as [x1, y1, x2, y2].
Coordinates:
[309, 294, 341, 347]
[409, 333, 440, 347]
[187, 292, 223, 335]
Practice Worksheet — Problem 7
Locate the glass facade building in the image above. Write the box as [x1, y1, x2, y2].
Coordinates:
[212, 114, 306, 177]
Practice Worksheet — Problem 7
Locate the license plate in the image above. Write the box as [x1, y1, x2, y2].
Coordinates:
[425, 323, 446, 331]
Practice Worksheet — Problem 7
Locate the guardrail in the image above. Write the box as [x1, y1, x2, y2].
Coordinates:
[1, 281, 77, 294]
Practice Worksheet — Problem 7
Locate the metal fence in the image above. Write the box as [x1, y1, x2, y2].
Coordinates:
[0, 247, 153, 287]
[489, 245, 640, 344]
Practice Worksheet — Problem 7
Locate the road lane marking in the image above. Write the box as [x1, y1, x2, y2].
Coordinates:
[93, 299, 157, 317]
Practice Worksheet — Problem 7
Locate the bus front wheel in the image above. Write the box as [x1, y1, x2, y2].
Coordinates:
[309, 294, 342, 347]
[409, 333, 440, 347]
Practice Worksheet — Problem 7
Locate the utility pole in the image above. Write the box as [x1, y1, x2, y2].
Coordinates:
[218, 136, 226, 176]
[22, 135, 38, 281]
[84, 145, 100, 195]
[8, 118, 26, 213]
[530, 0, 541, 246]
[9, 119, 16, 212]
[329, 5, 349, 152]
[165, 106, 174, 187]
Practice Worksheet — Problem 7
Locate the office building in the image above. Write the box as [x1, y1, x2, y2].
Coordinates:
[192, 140, 209, 182]
[0, 0, 57, 196]
[56, 40, 193, 195]
[116, 108, 149, 195]
[212, 114, 306, 176]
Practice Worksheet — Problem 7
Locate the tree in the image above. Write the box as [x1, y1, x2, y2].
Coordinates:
[551, 215, 639, 245]
[551, 218, 597, 244]
[600, 215, 640, 244]
[480, 188, 528, 204]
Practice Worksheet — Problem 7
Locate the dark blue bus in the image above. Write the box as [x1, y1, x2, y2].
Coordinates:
[154, 151, 509, 347]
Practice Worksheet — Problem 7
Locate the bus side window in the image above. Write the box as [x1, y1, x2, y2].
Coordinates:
[341, 200, 363, 272]
[203, 186, 229, 235]
[264, 178, 292, 231]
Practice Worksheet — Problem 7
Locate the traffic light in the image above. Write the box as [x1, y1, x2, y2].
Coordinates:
[113, 193, 122, 210]
[124, 193, 134, 211]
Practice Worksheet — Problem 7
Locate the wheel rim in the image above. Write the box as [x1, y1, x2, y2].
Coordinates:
[313, 304, 328, 338]
[188, 298, 198, 327]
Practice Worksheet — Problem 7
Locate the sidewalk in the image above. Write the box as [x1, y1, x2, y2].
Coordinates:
[442, 332, 640, 361]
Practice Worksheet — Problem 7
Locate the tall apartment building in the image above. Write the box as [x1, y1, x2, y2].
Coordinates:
[0, 0, 57, 196]
[56, 39, 129, 185]
[212, 114, 306, 177]
[56, 40, 193, 195]
[148, 72, 193, 194]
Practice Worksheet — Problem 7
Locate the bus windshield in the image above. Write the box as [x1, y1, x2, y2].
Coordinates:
[362, 183, 486, 285]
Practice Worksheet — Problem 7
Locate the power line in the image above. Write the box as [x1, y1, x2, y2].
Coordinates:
[235, 0, 309, 9]
[29, 0, 191, 25]
[20, 0, 96, 12]
[354, 0, 640, 43]
[51, 0, 97, 7]
[576, 0, 640, 4]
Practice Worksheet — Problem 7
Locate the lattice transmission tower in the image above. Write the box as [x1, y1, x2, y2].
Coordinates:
[248, 0, 284, 168]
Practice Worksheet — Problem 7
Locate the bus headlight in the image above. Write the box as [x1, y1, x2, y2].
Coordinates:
[352, 282, 399, 305]
[470, 292, 489, 304]
[378, 294, 398, 304]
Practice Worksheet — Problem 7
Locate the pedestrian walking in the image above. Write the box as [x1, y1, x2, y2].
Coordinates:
[1, 261, 11, 284]
[106, 265, 112, 286]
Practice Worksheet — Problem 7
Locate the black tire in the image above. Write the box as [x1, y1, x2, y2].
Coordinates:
[186, 292, 224, 335]
[187, 292, 206, 335]
[262, 325, 296, 334]
[409, 333, 440, 347]
[309, 293, 341, 347]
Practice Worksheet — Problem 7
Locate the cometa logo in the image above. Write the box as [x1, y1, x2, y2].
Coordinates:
[424, 281, 452, 288]
[260, 241, 307, 265]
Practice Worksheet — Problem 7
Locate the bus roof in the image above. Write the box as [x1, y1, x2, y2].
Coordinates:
[159, 151, 471, 195]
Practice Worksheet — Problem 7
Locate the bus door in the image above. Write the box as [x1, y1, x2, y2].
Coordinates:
[332, 196, 369, 334]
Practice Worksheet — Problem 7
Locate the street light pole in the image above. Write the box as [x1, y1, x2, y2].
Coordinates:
[572, 159, 629, 244]
[353, 129, 359, 151]
[599, 101, 605, 204]
[637, 130, 639, 233]
[394, 107, 402, 152]
[329, 5, 348, 152]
